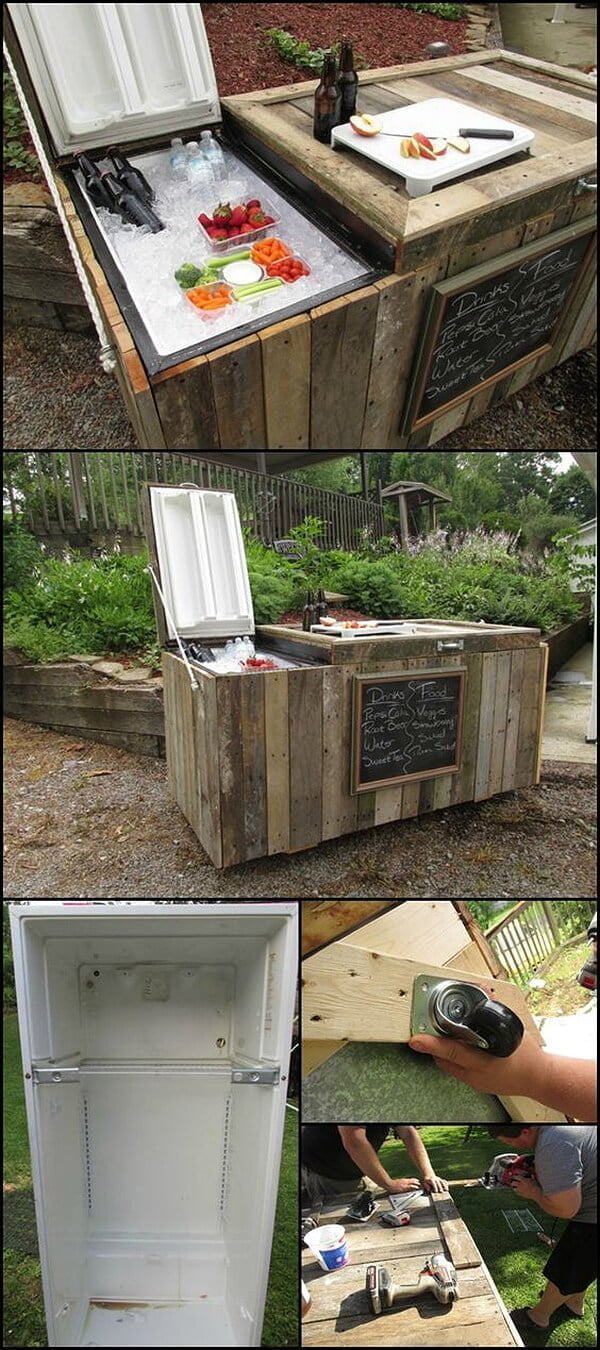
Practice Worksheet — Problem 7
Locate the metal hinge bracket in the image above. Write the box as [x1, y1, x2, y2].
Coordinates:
[231, 1066, 280, 1085]
[32, 1066, 80, 1084]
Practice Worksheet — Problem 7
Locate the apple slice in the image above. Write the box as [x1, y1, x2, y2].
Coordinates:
[412, 132, 434, 153]
[407, 137, 422, 159]
[400, 138, 412, 158]
[447, 135, 470, 153]
[431, 138, 447, 156]
[349, 114, 382, 137]
[416, 142, 437, 161]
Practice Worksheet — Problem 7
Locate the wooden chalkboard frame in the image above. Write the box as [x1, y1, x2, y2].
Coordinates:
[402, 219, 596, 434]
[351, 668, 466, 794]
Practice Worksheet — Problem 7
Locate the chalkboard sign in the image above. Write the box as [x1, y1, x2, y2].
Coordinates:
[403, 220, 595, 432]
[352, 669, 466, 794]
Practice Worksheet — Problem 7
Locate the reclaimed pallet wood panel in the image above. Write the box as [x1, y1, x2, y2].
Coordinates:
[289, 668, 324, 849]
[515, 649, 545, 789]
[259, 313, 310, 449]
[264, 670, 290, 855]
[501, 650, 525, 794]
[361, 272, 419, 449]
[206, 334, 266, 450]
[498, 50, 597, 91]
[459, 65, 597, 127]
[152, 360, 220, 451]
[487, 650, 512, 798]
[310, 287, 380, 449]
[430, 1192, 481, 1270]
[240, 674, 268, 860]
[195, 671, 222, 868]
[215, 673, 245, 867]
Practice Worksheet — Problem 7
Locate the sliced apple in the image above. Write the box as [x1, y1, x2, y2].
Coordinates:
[447, 135, 470, 153]
[415, 142, 437, 160]
[407, 137, 422, 159]
[400, 138, 412, 158]
[412, 132, 434, 153]
[431, 139, 447, 156]
[349, 113, 382, 137]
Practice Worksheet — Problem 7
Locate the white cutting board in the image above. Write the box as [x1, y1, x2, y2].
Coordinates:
[331, 98, 535, 197]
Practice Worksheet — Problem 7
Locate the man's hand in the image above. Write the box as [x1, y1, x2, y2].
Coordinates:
[408, 1026, 546, 1097]
[387, 1177, 421, 1195]
[421, 1173, 448, 1193]
[511, 1177, 542, 1202]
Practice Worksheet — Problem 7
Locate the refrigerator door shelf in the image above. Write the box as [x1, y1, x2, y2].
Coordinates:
[7, 3, 220, 156]
[148, 486, 254, 643]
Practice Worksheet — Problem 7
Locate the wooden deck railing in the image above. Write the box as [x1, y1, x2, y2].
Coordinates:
[4, 452, 386, 554]
[485, 900, 595, 980]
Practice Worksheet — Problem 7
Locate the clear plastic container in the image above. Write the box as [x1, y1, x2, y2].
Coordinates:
[197, 195, 281, 252]
[262, 255, 312, 284]
[185, 141, 215, 191]
[168, 137, 187, 175]
[185, 280, 233, 321]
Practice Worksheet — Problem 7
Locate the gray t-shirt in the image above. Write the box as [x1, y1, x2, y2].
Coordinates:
[535, 1125, 596, 1223]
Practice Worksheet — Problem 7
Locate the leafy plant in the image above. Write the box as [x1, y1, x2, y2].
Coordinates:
[3, 70, 40, 176]
[264, 30, 368, 74]
[394, 2, 466, 18]
[3, 521, 45, 594]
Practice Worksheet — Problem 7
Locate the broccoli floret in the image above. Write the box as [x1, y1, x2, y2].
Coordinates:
[174, 262, 203, 289]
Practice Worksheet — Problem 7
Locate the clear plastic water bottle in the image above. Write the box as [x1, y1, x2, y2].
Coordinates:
[200, 130, 225, 184]
[242, 636, 255, 660]
[168, 137, 187, 175]
[185, 140, 215, 191]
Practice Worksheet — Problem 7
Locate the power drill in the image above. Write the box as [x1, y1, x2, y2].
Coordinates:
[366, 1254, 458, 1314]
[479, 1153, 536, 1190]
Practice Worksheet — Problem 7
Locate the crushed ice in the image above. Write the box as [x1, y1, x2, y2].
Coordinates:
[75, 146, 370, 356]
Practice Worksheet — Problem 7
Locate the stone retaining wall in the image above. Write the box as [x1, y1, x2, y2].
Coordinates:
[3, 183, 93, 333]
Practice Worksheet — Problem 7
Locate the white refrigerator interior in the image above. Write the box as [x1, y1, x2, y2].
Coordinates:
[9, 902, 298, 1348]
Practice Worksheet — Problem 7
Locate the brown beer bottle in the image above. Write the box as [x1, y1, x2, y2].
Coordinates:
[337, 40, 358, 122]
[313, 52, 341, 143]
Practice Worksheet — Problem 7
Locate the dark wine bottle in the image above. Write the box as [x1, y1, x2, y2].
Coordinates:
[302, 590, 317, 632]
[337, 40, 358, 122]
[99, 172, 165, 232]
[107, 147, 155, 203]
[76, 152, 114, 210]
[315, 588, 329, 622]
[313, 52, 342, 144]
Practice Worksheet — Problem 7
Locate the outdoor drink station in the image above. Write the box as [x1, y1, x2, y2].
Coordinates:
[145, 484, 548, 869]
[5, 3, 596, 450]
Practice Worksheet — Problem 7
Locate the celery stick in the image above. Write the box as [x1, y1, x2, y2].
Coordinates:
[232, 278, 283, 299]
[205, 249, 251, 268]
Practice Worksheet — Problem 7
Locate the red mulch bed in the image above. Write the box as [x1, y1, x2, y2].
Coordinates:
[201, 3, 467, 95]
[278, 606, 372, 626]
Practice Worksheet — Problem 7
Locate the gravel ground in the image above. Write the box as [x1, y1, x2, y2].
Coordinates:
[4, 718, 596, 900]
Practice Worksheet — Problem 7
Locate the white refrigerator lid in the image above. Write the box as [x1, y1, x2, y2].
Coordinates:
[148, 485, 255, 642]
[7, 3, 220, 156]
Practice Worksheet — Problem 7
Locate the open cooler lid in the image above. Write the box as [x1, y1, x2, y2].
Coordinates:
[148, 485, 255, 642]
[6, 2, 220, 157]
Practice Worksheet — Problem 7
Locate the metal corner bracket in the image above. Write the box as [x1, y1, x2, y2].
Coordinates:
[231, 1067, 280, 1085]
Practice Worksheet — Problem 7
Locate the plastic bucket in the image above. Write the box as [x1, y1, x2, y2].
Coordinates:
[304, 1224, 349, 1271]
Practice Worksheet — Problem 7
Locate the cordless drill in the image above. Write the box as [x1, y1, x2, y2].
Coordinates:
[366, 1254, 458, 1314]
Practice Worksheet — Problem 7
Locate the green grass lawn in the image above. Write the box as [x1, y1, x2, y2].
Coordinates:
[380, 1127, 597, 1349]
[3, 1012, 298, 1348]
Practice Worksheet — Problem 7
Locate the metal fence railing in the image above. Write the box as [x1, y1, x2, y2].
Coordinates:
[485, 900, 595, 980]
[3, 452, 386, 554]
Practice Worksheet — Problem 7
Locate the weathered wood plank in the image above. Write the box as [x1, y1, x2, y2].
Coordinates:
[474, 653, 497, 801]
[430, 1191, 482, 1270]
[487, 650, 512, 798]
[216, 676, 245, 867]
[240, 673, 267, 860]
[361, 273, 417, 449]
[498, 50, 598, 90]
[259, 314, 310, 449]
[310, 286, 380, 449]
[514, 649, 544, 789]
[301, 902, 401, 957]
[289, 669, 324, 850]
[153, 361, 220, 451]
[264, 669, 290, 855]
[460, 65, 597, 126]
[501, 650, 525, 794]
[207, 334, 267, 449]
[221, 53, 499, 108]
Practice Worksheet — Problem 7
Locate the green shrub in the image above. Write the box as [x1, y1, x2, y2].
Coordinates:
[3, 70, 40, 176]
[3, 521, 44, 594]
[4, 551, 156, 658]
[394, 2, 466, 18]
[264, 30, 368, 74]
